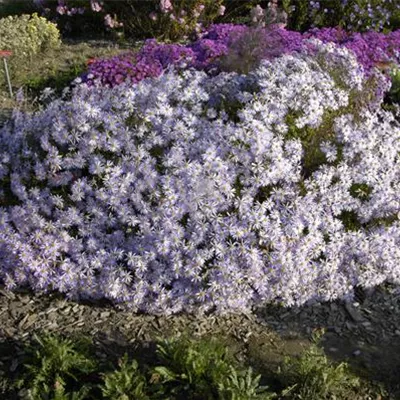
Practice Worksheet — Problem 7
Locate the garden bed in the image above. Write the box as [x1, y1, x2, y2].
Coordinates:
[0, 284, 399, 398]
[1, 2, 400, 398]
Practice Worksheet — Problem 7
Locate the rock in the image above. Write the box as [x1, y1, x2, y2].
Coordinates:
[353, 349, 361, 356]
[23, 314, 38, 330]
[9, 358, 18, 372]
[17, 295, 30, 305]
[344, 302, 364, 323]
[100, 311, 111, 319]
[62, 306, 72, 315]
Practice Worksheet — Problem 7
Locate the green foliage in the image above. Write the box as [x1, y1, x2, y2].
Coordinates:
[387, 67, 400, 105]
[0, 13, 60, 60]
[17, 334, 96, 400]
[101, 354, 149, 400]
[281, 0, 309, 32]
[278, 330, 360, 400]
[217, 366, 275, 400]
[153, 336, 231, 398]
[45, 0, 110, 38]
[0, 41, 123, 113]
[153, 336, 274, 399]
[218, 0, 264, 25]
[9, 331, 378, 399]
[284, 110, 336, 177]
[339, 210, 362, 232]
[349, 183, 373, 201]
[24, 62, 87, 99]
[281, 0, 400, 32]
[0, 376, 13, 397]
[0, 0, 39, 19]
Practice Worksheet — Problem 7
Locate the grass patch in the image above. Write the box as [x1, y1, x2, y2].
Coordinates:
[0, 40, 129, 114]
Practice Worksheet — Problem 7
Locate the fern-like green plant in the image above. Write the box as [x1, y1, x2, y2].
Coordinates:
[278, 330, 359, 400]
[101, 353, 149, 400]
[152, 336, 271, 400]
[218, 366, 276, 400]
[17, 333, 96, 400]
[153, 336, 231, 398]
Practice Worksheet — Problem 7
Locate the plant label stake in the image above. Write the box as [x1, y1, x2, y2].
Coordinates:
[0, 50, 13, 97]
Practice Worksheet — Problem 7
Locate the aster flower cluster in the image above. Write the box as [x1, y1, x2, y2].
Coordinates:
[82, 24, 400, 89]
[1, 41, 400, 314]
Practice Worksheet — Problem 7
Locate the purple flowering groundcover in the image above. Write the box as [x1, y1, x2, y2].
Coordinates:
[82, 24, 400, 88]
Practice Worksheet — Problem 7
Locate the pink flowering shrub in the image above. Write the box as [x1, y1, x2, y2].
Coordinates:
[116, 0, 226, 41]
[36, 0, 112, 36]
[36, 0, 225, 40]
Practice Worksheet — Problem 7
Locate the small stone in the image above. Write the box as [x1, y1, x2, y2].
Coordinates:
[100, 311, 111, 319]
[24, 314, 38, 330]
[330, 303, 338, 311]
[18, 314, 29, 329]
[344, 302, 364, 322]
[10, 359, 18, 372]
[63, 306, 71, 314]
[328, 347, 338, 352]
[17, 295, 29, 305]
[395, 330, 400, 336]
[353, 349, 361, 356]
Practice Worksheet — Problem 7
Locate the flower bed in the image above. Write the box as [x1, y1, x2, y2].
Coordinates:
[1, 39, 400, 314]
[82, 24, 400, 88]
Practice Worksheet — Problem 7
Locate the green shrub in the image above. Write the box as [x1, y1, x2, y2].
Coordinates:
[17, 334, 96, 400]
[217, 0, 260, 24]
[0, 13, 60, 59]
[101, 354, 149, 400]
[281, 0, 400, 32]
[152, 336, 273, 399]
[42, 0, 110, 39]
[278, 331, 360, 400]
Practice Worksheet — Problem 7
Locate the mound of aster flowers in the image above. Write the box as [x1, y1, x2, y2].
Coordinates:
[1, 41, 400, 314]
[82, 24, 400, 88]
